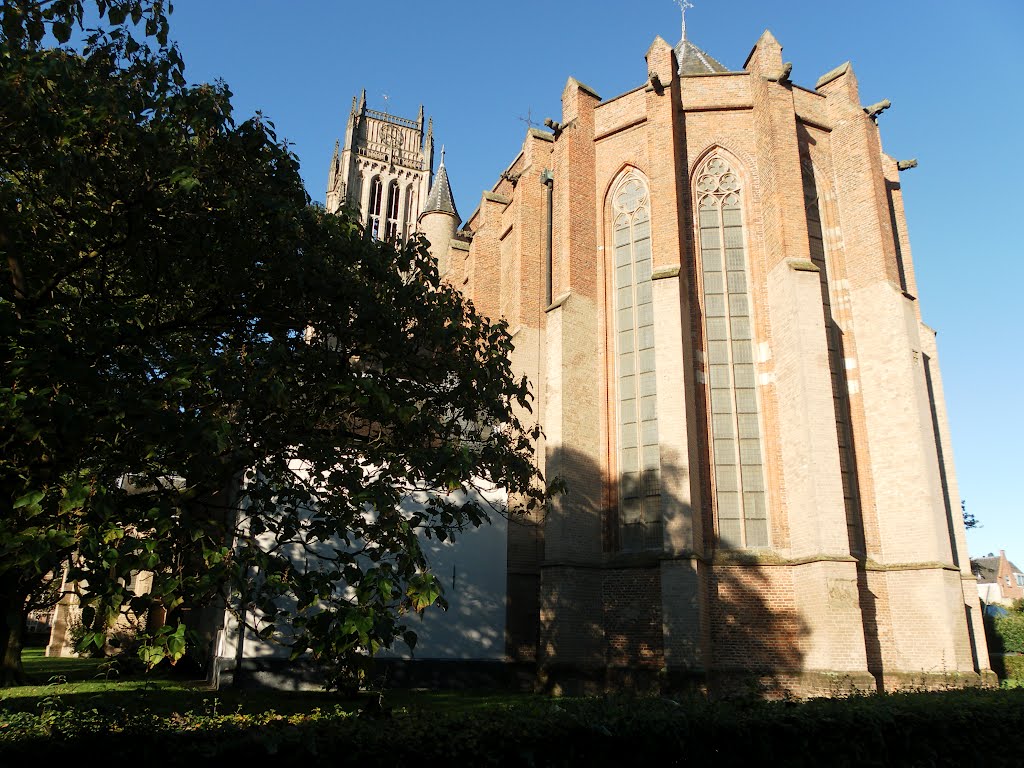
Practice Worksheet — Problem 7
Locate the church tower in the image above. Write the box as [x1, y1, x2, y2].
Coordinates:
[326, 90, 435, 244]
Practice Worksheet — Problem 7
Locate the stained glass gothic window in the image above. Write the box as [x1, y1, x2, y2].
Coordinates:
[612, 171, 662, 551]
[695, 154, 768, 549]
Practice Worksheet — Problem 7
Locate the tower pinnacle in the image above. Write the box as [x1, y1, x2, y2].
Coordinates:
[676, 0, 694, 43]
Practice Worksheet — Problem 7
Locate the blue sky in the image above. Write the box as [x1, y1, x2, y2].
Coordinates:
[161, 0, 1022, 563]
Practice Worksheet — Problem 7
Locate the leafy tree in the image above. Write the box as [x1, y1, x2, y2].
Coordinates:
[961, 499, 980, 531]
[1, 0, 546, 685]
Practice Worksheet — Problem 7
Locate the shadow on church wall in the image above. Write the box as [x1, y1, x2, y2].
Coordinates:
[536, 445, 811, 698]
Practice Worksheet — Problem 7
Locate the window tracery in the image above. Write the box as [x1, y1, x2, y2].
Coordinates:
[695, 153, 768, 549]
[611, 171, 662, 551]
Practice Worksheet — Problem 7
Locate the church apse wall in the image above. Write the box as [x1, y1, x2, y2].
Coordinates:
[444, 28, 991, 696]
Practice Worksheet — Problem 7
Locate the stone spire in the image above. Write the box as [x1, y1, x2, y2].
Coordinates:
[676, 0, 693, 44]
[327, 139, 340, 187]
[326, 139, 342, 212]
[420, 146, 460, 223]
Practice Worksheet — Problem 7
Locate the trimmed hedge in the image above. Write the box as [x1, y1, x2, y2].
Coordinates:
[2, 689, 1023, 767]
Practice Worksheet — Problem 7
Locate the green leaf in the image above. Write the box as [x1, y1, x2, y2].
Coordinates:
[402, 630, 418, 652]
[13, 491, 44, 509]
[52, 21, 72, 42]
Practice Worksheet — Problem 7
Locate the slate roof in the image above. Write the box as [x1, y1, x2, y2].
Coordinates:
[973, 557, 1000, 583]
[421, 155, 460, 223]
[972, 555, 1024, 583]
[674, 38, 731, 76]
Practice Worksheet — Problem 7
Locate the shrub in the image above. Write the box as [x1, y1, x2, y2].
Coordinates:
[2, 690, 1024, 766]
[994, 612, 1024, 654]
[1004, 654, 1024, 682]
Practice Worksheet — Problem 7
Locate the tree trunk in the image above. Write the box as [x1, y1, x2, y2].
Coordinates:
[231, 605, 249, 689]
[145, 603, 167, 635]
[0, 595, 28, 687]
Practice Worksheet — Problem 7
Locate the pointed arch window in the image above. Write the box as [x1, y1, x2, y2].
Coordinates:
[612, 171, 662, 551]
[695, 154, 768, 549]
[367, 176, 383, 239]
[385, 180, 401, 242]
[402, 184, 416, 243]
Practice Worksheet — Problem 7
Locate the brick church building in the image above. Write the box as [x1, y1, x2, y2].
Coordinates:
[326, 26, 990, 696]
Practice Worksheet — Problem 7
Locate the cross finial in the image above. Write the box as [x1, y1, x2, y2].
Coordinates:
[675, 0, 694, 42]
[382, 92, 390, 113]
[440, 144, 446, 165]
[516, 107, 541, 129]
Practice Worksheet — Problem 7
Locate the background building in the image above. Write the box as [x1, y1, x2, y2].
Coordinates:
[973, 550, 1024, 608]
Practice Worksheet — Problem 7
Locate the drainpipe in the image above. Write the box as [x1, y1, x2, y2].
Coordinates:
[541, 169, 554, 306]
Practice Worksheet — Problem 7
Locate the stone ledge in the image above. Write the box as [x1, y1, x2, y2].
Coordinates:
[568, 76, 601, 101]
[545, 291, 571, 312]
[788, 259, 820, 273]
[816, 61, 851, 90]
[652, 264, 681, 280]
[710, 550, 856, 567]
[861, 559, 961, 573]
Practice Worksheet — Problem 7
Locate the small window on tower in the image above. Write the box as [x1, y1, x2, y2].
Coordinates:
[367, 177, 383, 240]
[385, 180, 400, 242]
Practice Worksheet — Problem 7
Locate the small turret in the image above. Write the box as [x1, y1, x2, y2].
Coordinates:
[326, 139, 342, 212]
[418, 146, 460, 271]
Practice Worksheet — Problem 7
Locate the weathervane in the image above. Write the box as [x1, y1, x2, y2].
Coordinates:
[516, 107, 541, 129]
[675, 0, 694, 42]
[382, 92, 390, 114]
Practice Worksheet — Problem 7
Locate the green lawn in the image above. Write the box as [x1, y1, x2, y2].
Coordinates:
[1, 648, 531, 716]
